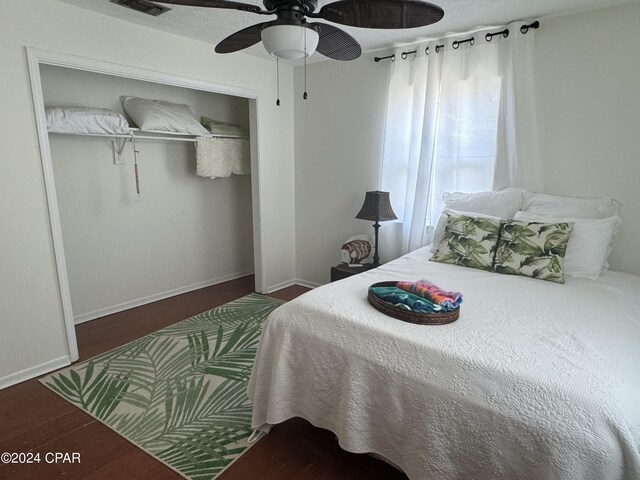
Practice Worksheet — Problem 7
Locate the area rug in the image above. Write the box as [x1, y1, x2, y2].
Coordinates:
[40, 293, 284, 480]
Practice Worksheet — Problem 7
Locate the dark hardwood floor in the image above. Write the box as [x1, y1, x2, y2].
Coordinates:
[0, 276, 408, 480]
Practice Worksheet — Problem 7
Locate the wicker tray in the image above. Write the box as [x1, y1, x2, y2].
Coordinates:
[367, 281, 459, 325]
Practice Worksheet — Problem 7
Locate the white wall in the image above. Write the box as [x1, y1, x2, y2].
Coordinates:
[0, 0, 295, 388]
[294, 53, 394, 285]
[535, 1, 640, 275]
[293, 1, 640, 285]
[42, 65, 254, 321]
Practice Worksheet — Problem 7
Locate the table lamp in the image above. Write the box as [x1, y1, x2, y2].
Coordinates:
[355, 191, 397, 267]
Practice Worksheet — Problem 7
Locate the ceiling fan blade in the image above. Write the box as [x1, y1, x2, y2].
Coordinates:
[311, 23, 361, 61]
[153, 0, 266, 14]
[215, 22, 266, 53]
[317, 0, 444, 29]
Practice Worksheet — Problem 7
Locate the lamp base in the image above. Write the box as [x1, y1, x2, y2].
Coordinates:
[372, 222, 381, 267]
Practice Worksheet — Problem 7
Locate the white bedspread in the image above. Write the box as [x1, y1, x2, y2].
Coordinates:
[248, 247, 640, 480]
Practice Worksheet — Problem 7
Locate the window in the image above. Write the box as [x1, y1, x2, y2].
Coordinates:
[426, 70, 501, 226]
[381, 31, 539, 254]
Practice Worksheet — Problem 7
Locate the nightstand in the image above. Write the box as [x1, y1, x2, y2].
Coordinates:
[330, 263, 376, 282]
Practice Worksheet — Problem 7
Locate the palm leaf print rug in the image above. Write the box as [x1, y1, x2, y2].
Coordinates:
[40, 294, 284, 480]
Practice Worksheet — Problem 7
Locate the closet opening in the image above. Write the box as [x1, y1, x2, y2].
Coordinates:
[28, 49, 266, 363]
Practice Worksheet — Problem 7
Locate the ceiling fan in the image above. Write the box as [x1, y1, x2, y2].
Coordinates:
[154, 0, 445, 61]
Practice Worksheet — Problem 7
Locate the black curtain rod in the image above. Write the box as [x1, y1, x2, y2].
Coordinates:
[374, 53, 396, 63]
[520, 20, 540, 34]
[486, 28, 509, 42]
[452, 36, 474, 49]
[375, 20, 540, 63]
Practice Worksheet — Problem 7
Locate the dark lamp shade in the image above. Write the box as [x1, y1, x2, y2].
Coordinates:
[355, 191, 398, 222]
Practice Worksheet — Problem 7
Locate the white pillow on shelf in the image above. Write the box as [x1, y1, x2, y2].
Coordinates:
[513, 211, 620, 280]
[120, 96, 210, 136]
[431, 209, 503, 253]
[441, 188, 525, 219]
[45, 107, 130, 135]
[522, 192, 622, 219]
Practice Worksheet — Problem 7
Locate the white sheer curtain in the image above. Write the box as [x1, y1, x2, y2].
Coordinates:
[380, 22, 541, 254]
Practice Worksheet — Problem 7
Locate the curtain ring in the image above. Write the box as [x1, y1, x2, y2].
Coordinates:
[486, 29, 509, 42]
[452, 41, 459, 50]
[521, 21, 539, 34]
[470, 37, 475, 46]
[425, 46, 429, 55]
[401, 52, 408, 60]
[435, 44, 443, 53]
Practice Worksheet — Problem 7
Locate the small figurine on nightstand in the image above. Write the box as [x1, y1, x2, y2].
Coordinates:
[340, 235, 373, 267]
[332, 235, 375, 282]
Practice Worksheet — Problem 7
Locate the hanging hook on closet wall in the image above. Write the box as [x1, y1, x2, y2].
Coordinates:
[112, 137, 128, 165]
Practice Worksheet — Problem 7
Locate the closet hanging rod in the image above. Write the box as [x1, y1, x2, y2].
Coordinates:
[49, 132, 247, 142]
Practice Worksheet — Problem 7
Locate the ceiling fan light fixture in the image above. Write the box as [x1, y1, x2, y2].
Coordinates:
[261, 24, 319, 60]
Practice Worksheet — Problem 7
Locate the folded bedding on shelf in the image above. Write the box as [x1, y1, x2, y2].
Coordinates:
[45, 107, 130, 135]
[201, 116, 248, 138]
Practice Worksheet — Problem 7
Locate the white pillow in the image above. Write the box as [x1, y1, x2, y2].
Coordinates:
[120, 96, 210, 136]
[46, 107, 130, 135]
[431, 209, 502, 253]
[442, 188, 525, 219]
[522, 192, 622, 219]
[513, 211, 620, 280]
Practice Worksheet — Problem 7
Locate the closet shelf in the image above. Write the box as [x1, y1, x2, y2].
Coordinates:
[48, 128, 248, 166]
[48, 128, 247, 143]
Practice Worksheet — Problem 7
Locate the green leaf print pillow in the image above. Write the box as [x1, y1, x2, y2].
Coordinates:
[430, 213, 502, 271]
[494, 220, 574, 284]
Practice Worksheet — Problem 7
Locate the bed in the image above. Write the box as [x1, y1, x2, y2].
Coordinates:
[248, 246, 640, 479]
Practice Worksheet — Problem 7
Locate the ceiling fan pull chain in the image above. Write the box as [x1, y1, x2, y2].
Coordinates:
[276, 58, 281, 107]
[303, 25, 308, 100]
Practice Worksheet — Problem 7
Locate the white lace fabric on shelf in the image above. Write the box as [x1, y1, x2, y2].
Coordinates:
[195, 137, 250, 179]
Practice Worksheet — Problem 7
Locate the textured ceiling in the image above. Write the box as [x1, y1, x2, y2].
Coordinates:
[57, 0, 633, 64]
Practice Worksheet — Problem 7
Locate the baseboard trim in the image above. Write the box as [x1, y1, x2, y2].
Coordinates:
[266, 278, 323, 293]
[74, 270, 255, 324]
[294, 278, 323, 289]
[266, 279, 296, 294]
[0, 355, 71, 390]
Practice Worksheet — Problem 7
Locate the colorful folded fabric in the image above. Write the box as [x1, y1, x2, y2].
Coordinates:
[369, 287, 444, 313]
[395, 279, 463, 310]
